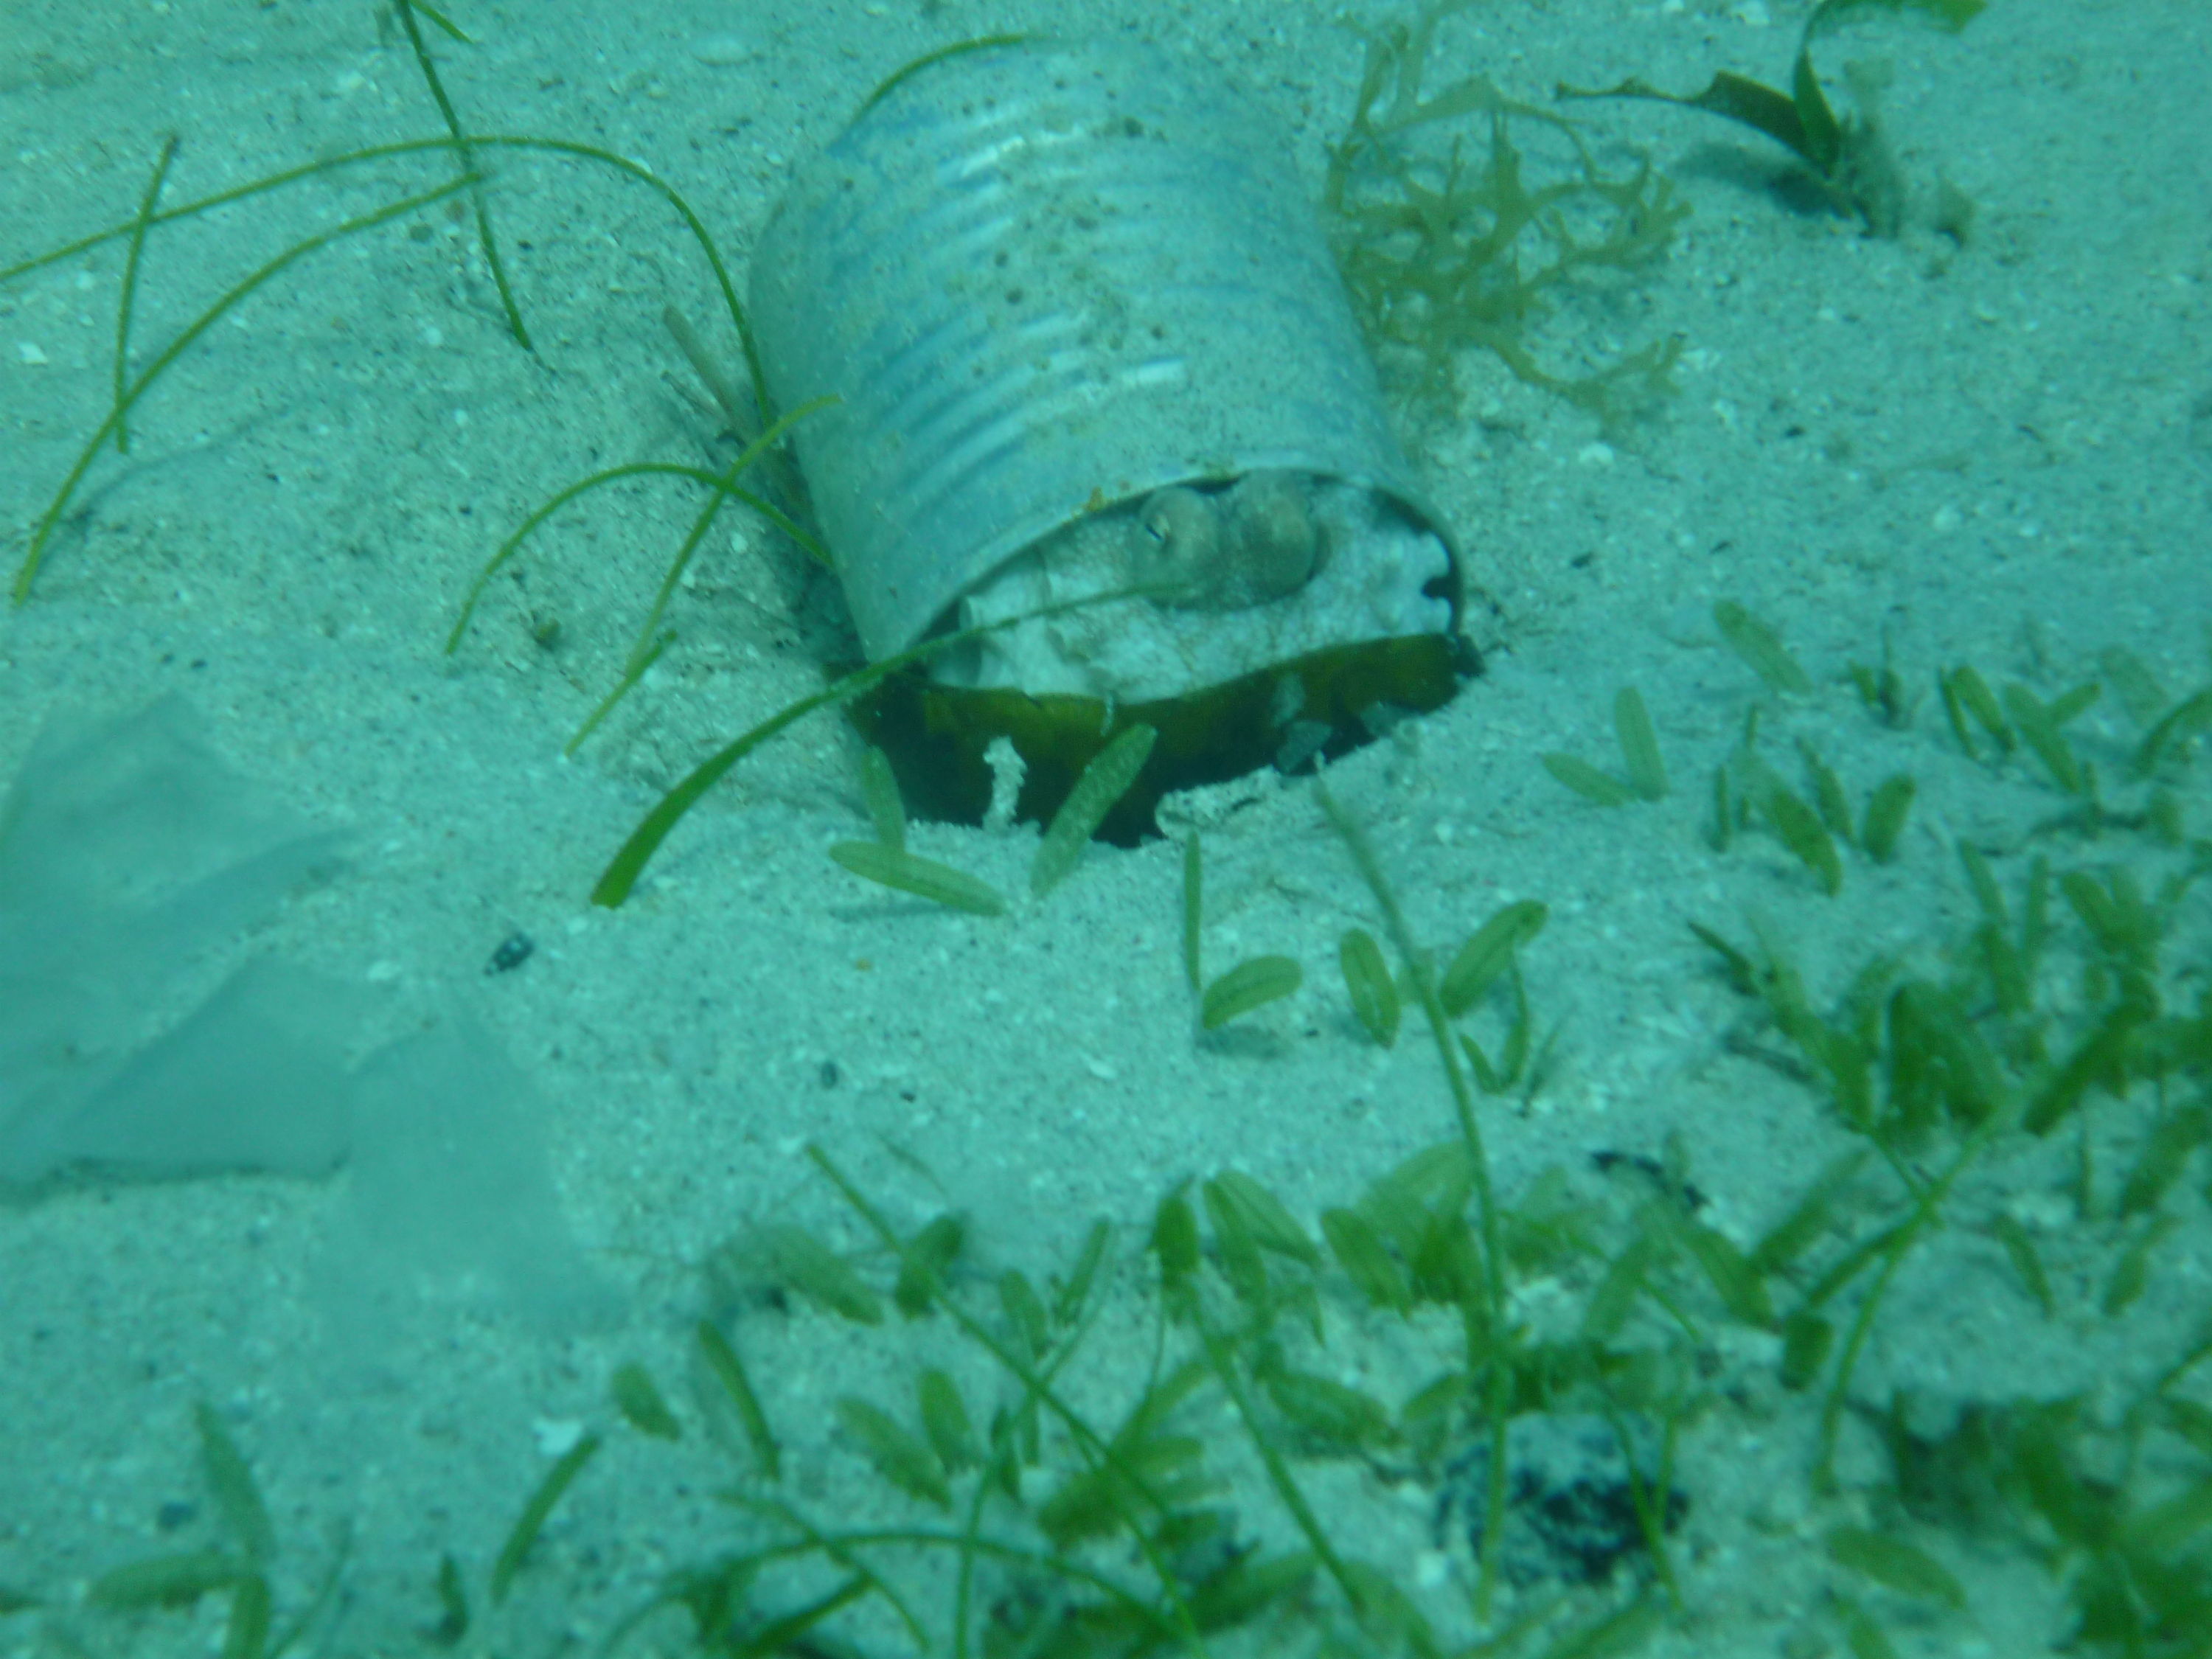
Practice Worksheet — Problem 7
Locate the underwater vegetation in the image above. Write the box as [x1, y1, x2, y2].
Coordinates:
[1324, 1, 1691, 429]
[1559, 0, 1986, 237]
[11, 601, 2208, 1658]
[3, 0, 804, 757]
[674, 619, 2197, 1658]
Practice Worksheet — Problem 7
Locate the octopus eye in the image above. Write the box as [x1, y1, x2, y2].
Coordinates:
[1138, 486, 1215, 556]
[1222, 470, 1319, 597]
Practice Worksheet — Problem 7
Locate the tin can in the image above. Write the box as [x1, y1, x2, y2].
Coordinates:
[748, 35, 1473, 824]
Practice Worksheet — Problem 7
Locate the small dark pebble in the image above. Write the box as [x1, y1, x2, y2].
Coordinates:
[486, 931, 535, 975]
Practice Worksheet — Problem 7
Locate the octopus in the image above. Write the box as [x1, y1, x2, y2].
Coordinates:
[1127, 469, 1321, 611]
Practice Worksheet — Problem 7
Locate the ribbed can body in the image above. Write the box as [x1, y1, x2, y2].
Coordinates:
[749, 36, 1458, 692]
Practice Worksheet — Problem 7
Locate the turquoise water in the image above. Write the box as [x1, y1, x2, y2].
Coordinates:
[1, 1, 2207, 1654]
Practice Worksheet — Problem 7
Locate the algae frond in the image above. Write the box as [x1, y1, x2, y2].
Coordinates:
[1326, 3, 1689, 428]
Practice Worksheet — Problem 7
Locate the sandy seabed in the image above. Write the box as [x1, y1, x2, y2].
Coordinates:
[2, 1, 2208, 1653]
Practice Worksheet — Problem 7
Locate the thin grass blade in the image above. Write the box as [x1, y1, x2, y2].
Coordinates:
[114, 134, 181, 456]
[16, 177, 473, 602]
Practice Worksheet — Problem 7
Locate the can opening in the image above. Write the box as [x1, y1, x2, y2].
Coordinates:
[849, 627, 1476, 846]
[925, 470, 1457, 708]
